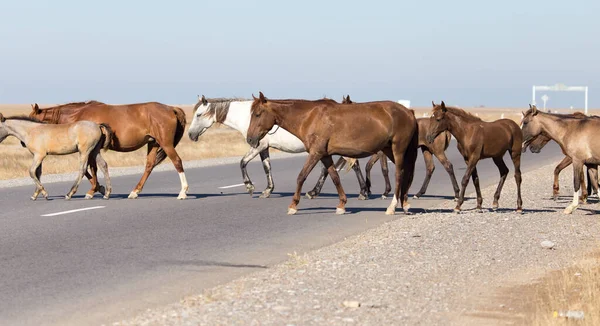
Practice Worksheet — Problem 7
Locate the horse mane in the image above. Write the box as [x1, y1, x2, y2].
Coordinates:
[445, 106, 482, 122]
[6, 116, 47, 124]
[197, 98, 248, 123]
[40, 100, 103, 111]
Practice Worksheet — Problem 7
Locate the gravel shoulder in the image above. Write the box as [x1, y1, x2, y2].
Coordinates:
[114, 162, 600, 326]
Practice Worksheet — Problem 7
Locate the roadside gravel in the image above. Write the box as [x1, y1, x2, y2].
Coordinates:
[114, 162, 600, 326]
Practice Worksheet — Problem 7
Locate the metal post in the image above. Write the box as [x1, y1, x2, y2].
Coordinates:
[532, 86, 536, 105]
[585, 86, 588, 115]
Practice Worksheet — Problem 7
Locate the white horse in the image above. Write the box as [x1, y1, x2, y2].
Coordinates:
[187, 96, 368, 199]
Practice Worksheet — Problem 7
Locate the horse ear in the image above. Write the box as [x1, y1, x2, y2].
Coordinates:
[33, 103, 41, 113]
[529, 104, 533, 109]
[440, 101, 447, 112]
[431, 101, 436, 107]
[201, 95, 207, 105]
[259, 91, 267, 103]
[531, 105, 538, 115]
[252, 94, 257, 100]
[346, 95, 351, 102]
[0, 113, 5, 123]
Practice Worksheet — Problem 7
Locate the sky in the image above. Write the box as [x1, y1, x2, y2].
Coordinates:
[0, 0, 598, 108]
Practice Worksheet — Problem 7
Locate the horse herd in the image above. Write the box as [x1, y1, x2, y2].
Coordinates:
[0, 93, 597, 216]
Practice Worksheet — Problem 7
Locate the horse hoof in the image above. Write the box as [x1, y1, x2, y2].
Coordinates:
[476, 209, 484, 213]
[30, 196, 36, 201]
[563, 205, 577, 215]
[65, 195, 71, 200]
[85, 194, 94, 200]
[413, 195, 420, 199]
[358, 194, 367, 201]
[177, 193, 187, 200]
[381, 195, 388, 200]
[128, 192, 139, 199]
[454, 208, 461, 214]
[335, 207, 346, 215]
[385, 208, 395, 215]
[259, 191, 272, 199]
[98, 185, 106, 195]
[491, 204, 498, 211]
[246, 184, 255, 196]
[103, 195, 110, 200]
[287, 208, 298, 215]
[516, 209, 523, 214]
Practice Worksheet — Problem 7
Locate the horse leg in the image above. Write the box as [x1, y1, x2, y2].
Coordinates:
[95, 151, 112, 199]
[553, 156, 571, 200]
[491, 156, 509, 211]
[258, 148, 274, 198]
[321, 155, 348, 214]
[382, 148, 405, 215]
[160, 145, 188, 200]
[287, 153, 322, 215]
[85, 157, 100, 199]
[564, 161, 584, 214]
[351, 160, 369, 200]
[510, 151, 523, 212]
[471, 167, 484, 212]
[580, 167, 588, 204]
[129, 142, 159, 199]
[400, 138, 418, 212]
[380, 152, 392, 199]
[66, 151, 92, 200]
[414, 148, 434, 199]
[240, 144, 264, 196]
[306, 163, 328, 199]
[588, 165, 599, 197]
[456, 159, 477, 213]
[435, 151, 460, 200]
[29, 154, 48, 200]
[364, 154, 379, 197]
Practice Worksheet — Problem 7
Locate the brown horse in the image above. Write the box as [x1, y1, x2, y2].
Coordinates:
[524, 111, 600, 200]
[426, 102, 523, 213]
[521, 105, 600, 214]
[29, 101, 188, 199]
[246, 92, 418, 215]
[0, 114, 112, 200]
[340, 95, 460, 200]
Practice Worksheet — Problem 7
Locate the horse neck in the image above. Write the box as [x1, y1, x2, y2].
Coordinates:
[220, 101, 253, 137]
[537, 113, 569, 146]
[3, 120, 37, 143]
[445, 112, 470, 143]
[267, 101, 312, 138]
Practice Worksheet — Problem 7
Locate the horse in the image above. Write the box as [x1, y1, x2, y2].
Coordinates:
[426, 102, 523, 213]
[187, 95, 370, 199]
[29, 101, 188, 199]
[341, 95, 460, 200]
[0, 113, 112, 200]
[521, 105, 600, 214]
[524, 111, 600, 200]
[246, 92, 418, 215]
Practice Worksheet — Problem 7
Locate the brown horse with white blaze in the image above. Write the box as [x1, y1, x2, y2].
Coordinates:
[426, 102, 523, 213]
[29, 101, 188, 199]
[246, 92, 418, 215]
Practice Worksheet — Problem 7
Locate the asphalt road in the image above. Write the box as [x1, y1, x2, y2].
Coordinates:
[0, 142, 564, 326]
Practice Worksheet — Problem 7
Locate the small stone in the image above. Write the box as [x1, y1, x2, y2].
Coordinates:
[343, 300, 361, 308]
[272, 305, 291, 313]
[541, 240, 555, 249]
[342, 317, 355, 323]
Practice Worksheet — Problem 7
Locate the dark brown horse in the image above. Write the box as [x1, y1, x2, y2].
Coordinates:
[426, 102, 523, 213]
[524, 111, 600, 200]
[340, 95, 460, 200]
[29, 101, 188, 199]
[522, 105, 600, 214]
[246, 92, 418, 215]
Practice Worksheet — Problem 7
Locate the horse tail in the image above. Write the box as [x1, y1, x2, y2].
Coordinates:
[98, 123, 114, 150]
[401, 118, 419, 204]
[154, 106, 187, 168]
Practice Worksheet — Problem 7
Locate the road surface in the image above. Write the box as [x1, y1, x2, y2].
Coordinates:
[0, 142, 564, 325]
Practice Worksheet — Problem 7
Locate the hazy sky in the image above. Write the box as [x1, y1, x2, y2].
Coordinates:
[1, 0, 598, 108]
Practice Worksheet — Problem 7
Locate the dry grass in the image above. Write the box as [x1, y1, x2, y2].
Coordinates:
[528, 254, 600, 325]
[1, 104, 598, 180]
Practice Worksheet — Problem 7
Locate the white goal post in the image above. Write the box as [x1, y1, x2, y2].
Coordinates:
[532, 83, 589, 114]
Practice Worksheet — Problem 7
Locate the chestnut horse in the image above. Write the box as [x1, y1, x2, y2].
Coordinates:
[524, 111, 600, 200]
[426, 102, 523, 213]
[247, 92, 418, 215]
[521, 105, 600, 214]
[29, 101, 188, 199]
[340, 95, 460, 200]
[0, 114, 112, 200]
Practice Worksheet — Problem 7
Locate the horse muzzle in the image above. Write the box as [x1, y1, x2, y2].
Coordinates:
[426, 135, 436, 144]
[247, 136, 260, 148]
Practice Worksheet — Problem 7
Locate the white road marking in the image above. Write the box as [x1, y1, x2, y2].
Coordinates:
[42, 206, 105, 217]
[218, 183, 245, 189]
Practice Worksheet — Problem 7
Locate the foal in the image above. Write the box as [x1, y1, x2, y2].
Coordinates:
[426, 102, 523, 213]
[521, 105, 600, 214]
[0, 114, 112, 200]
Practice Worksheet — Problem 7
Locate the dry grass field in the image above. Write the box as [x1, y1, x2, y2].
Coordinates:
[1, 103, 597, 180]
